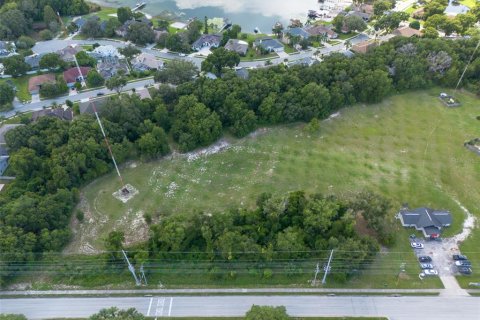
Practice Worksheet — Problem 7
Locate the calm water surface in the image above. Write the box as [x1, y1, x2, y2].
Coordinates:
[91, 0, 318, 33]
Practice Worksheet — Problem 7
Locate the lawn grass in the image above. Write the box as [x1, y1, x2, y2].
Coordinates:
[240, 48, 277, 61]
[460, 0, 477, 7]
[0, 76, 32, 102]
[70, 89, 480, 288]
[89, 7, 117, 21]
[337, 32, 358, 40]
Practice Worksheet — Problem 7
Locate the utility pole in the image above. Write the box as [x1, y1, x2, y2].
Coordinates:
[312, 262, 320, 286]
[122, 250, 141, 286]
[140, 264, 148, 285]
[322, 249, 334, 285]
[72, 55, 86, 88]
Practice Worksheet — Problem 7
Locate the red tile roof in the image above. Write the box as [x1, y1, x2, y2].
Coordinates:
[63, 67, 91, 84]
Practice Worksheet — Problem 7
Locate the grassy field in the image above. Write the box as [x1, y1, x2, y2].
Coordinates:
[71, 89, 480, 288]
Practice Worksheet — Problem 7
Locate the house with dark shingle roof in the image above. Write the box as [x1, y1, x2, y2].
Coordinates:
[24, 53, 47, 70]
[31, 108, 74, 122]
[224, 39, 249, 56]
[285, 27, 311, 39]
[254, 37, 284, 53]
[397, 207, 452, 238]
[192, 34, 222, 51]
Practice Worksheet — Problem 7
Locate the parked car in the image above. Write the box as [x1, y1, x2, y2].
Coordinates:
[455, 260, 472, 267]
[411, 242, 424, 249]
[419, 256, 432, 263]
[424, 269, 438, 276]
[453, 254, 468, 261]
[458, 267, 472, 275]
[420, 263, 434, 269]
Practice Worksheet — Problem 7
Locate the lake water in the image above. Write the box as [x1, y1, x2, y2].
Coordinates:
[90, 0, 319, 33]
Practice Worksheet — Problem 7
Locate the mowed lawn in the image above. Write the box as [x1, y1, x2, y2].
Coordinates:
[74, 89, 480, 288]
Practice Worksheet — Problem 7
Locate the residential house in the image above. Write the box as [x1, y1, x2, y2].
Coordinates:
[73, 17, 86, 30]
[254, 37, 285, 53]
[284, 27, 311, 40]
[28, 74, 56, 95]
[79, 96, 110, 114]
[89, 45, 124, 60]
[131, 87, 152, 100]
[192, 34, 222, 51]
[445, 0, 470, 16]
[235, 68, 250, 80]
[154, 29, 168, 42]
[63, 67, 91, 87]
[412, 7, 425, 19]
[392, 26, 422, 38]
[0, 63, 4, 75]
[31, 107, 74, 122]
[56, 45, 83, 62]
[397, 206, 452, 238]
[347, 10, 372, 22]
[115, 20, 135, 37]
[0, 145, 9, 176]
[306, 25, 338, 39]
[96, 56, 129, 79]
[288, 57, 317, 67]
[0, 41, 16, 58]
[224, 39, 249, 56]
[131, 53, 164, 72]
[24, 53, 47, 70]
[170, 22, 188, 30]
[351, 40, 378, 54]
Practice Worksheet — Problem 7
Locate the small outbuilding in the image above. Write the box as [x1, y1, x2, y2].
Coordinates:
[397, 206, 452, 238]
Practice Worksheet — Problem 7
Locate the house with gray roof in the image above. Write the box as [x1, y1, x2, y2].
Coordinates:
[0, 41, 16, 58]
[254, 38, 284, 53]
[285, 27, 311, 39]
[96, 56, 129, 79]
[192, 34, 222, 51]
[397, 207, 452, 238]
[224, 39, 249, 56]
[24, 53, 46, 70]
[444, 0, 470, 16]
[0, 145, 9, 176]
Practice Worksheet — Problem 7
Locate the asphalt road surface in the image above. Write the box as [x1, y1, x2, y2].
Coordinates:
[1, 295, 479, 319]
[5, 78, 155, 118]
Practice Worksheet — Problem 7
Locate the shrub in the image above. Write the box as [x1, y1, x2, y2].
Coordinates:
[76, 210, 84, 222]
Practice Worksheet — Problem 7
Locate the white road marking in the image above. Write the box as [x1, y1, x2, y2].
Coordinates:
[154, 297, 165, 320]
[168, 297, 173, 317]
[147, 297, 153, 316]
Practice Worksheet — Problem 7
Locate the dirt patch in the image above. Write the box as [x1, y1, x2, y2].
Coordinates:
[354, 213, 377, 238]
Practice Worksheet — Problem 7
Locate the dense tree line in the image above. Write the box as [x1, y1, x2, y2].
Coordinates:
[0, 94, 169, 286]
[146, 191, 381, 281]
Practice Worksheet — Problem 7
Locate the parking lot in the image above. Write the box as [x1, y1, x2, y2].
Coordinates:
[410, 236, 464, 277]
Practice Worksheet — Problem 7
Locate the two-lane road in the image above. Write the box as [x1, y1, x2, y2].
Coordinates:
[1, 295, 479, 319]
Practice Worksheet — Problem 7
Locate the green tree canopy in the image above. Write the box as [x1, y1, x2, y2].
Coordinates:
[154, 60, 198, 85]
[86, 69, 105, 88]
[245, 305, 290, 320]
[201, 47, 240, 76]
[2, 55, 30, 77]
[117, 7, 133, 24]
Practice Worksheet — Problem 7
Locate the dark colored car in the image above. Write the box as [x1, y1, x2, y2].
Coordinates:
[453, 254, 468, 261]
[419, 256, 432, 263]
[97, 92, 105, 96]
[457, 266, 472, 275]
[455, 260, 472, 267]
